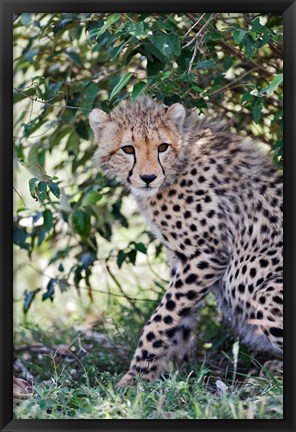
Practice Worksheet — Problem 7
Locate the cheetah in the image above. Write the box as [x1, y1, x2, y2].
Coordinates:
[89, 96, 283, 387]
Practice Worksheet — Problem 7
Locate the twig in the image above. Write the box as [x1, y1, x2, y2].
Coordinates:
[13, 86, 90, 112]
[184, 13, 275, 79]
[13, 186, 27, 207]
[105, 262, 145, 317]
[183, 13, 219, 49]
[183, 13, 206, 38]
[210, 67, 259, 97]
[28, 263, 157, 302]
[187, 41, 199, 74]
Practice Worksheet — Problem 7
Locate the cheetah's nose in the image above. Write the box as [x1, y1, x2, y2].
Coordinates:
[140, 174, 157, 185]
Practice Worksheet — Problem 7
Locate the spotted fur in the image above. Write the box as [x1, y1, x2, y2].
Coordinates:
[89, 97, 283, 386]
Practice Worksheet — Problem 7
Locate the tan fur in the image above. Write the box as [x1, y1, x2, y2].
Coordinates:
[89, 97, 283, 387]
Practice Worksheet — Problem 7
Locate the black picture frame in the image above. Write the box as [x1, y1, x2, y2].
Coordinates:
[1, 1, 295, 431]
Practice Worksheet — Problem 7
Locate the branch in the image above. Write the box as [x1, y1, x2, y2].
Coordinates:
[105, 263, 145, 318]
[13, 86, 89, 112]
[29, 263, 156, 302]
[184, 13, 275, 79]
[13, 186, 27, 207]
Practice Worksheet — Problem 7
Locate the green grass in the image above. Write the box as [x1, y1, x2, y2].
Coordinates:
[14, 366, 283, 420]
[13, 317, 283, 420]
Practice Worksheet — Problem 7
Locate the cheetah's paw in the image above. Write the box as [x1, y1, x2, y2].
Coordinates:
[116, 372, 136, 388]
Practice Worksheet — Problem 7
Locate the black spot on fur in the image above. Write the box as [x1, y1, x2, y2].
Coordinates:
[270, 327, 283, 338]
[146, 331, 156, 341]
[166, 300, 176, 311]
[166, 326, 179, 338]
[175, 279, 184, 289]
[175, 251, 187, 262]
[163, 315, 173, 324]
[185, 274, 198, 284]
[182, 327, 191, 340]
[186, 290, 197, 300]
[238, 284, 245, 293]
[197, 261, 208, 269]
[178, 307, 191, 317]
[152, 340, 163, 349]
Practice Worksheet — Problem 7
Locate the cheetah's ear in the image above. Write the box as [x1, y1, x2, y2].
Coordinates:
[166, 103, 186, 130]
[89, 108, 110, 140]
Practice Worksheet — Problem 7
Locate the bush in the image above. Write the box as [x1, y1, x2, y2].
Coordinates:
[13, 12, 283, 314]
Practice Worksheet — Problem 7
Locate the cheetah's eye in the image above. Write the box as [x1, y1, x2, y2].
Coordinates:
[158, 143, 169, 153]
[121, 145, 135, 155]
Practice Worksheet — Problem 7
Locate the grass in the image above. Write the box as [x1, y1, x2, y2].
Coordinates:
[14, 366, 283, 420]
[13, 316, 283, 420]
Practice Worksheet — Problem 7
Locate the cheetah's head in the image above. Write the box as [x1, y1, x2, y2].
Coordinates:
[89, 97, 186, 197]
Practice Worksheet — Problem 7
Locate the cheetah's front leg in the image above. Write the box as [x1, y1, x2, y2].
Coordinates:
[117, 255, 225, 387]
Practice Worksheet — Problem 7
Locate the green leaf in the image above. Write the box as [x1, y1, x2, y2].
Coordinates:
[251, 98, 263, 123]
[117, 250, 126, 269]
[42, 279, 55, 302]
[29, 177, 38, 200]
[252, 17, 266, 33]
[135, 242, 147, 254]
[82, 191, 102, 205]
[67, 51, 82, 65]
[79, 252, 96, 270]
[149, 31, 180, 58]
[147, 57, 164, 77]
[20, 13, 33, 27]
[196, 59, 217, 70]
[89, 13, 121, 39]
[13, 225, 30, 250]
[38, 181, 47, 192]
[161, 70, 172, 81]
[75, 119, 89, 140]
[48, 246, 70, 266]
[72, 209, 91, 237]
[49, 182, 61, 199]
[66, 130, 80, 156]
[43, 208, 53, 231]
[132, 81, 146, 100]
[223, 56, 234, 71]
[233, 29, 246, 44]
[56, 278, 69, 293]
[110, 72, 133, 99]
[195, 98, 208, 110]
[24, 288, 41, 314]
[37, 227, 47, 246]
[24, 48, 39, 63]
[192, 85, 203, 93]
[261, 73, 283, 96]
[244, 35, 254, 60]
[241, 91, 253, 104]
[38, 192, 47, 201]
[127, 249, 137, 265]
[13, 87, 36, 104]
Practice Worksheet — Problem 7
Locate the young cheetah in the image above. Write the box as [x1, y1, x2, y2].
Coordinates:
[89, 96, 283, 386]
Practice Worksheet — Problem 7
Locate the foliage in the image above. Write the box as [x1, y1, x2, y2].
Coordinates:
[13, 12, 283, 312]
